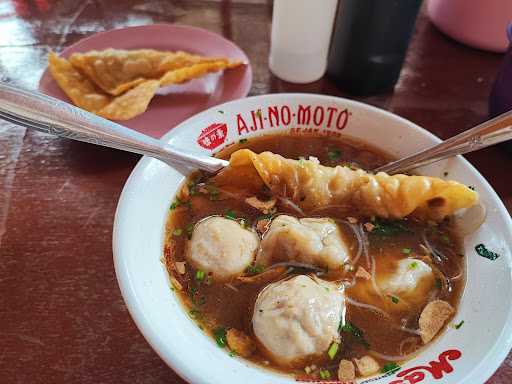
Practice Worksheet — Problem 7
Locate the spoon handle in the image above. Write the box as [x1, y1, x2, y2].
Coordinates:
[0, 82, 228, 173]
[374, 109, 512, 174]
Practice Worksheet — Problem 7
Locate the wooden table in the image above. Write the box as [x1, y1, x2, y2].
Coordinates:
[0, 1, 510, 383]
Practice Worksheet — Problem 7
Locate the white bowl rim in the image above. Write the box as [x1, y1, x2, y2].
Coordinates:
[113, 93, 512, 384]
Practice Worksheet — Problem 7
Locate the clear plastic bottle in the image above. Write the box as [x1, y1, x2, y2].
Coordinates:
[269, 0, 339, 84]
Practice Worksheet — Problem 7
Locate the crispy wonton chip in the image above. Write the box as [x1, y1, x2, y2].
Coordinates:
[157, 51, 225, 72]
[48, 52, 159, 120]
[97, 80, 160, 120]
[419, 300, 454, 343]
[48, 52, 110, 113]
[215, 149, 479, 220]
[49, 50, 244, 120]
[69, 49, 232, 95]
[159, 60, 242, 86]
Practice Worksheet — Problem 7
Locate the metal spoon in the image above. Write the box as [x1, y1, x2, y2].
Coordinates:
[1, 82, 511, 175]
[0, 82, 228, 173]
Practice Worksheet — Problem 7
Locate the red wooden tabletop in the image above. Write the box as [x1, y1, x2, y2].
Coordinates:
[0, 1, 510, 383]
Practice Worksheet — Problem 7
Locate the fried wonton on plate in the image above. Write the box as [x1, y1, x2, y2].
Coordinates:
[48, 53, 159, 120]
[48, 49, 244, 120]
[69, 49, 228, 95]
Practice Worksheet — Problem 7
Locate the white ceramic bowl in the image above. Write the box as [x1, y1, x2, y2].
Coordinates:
[113, 94, 512, 384]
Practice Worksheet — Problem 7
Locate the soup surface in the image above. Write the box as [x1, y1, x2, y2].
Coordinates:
[163, 134, 464, 380]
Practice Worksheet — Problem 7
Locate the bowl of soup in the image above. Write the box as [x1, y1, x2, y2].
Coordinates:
[113, 93, 512, 384]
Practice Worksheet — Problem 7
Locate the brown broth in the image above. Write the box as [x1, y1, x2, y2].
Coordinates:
[163, 134, 465, 380]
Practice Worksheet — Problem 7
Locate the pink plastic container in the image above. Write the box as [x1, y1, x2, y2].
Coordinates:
[428, 0, 512, 53]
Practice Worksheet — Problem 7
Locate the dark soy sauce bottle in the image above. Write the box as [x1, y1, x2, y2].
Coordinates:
[327, 0, 423, 96]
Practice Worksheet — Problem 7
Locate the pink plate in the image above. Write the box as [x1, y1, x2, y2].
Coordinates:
[39, 24, 252, 138]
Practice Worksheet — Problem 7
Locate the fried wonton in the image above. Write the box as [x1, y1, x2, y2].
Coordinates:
[48, 53, 159, 120]
[49, 49, 244, 120]
[69, 49, 169, 95]
[96, 80, 160, 120]
[69, 49, 239, 95]
[48, 52, 110, 113]
[159, 60, 242, 86]
[215, 149, 479, 220]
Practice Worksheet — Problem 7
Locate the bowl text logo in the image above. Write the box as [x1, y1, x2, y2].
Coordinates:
[295, 349, 462, 384]
[388, 349, 461, 384]
[197, 123, 227, 150]
[236, 104, 350, 135]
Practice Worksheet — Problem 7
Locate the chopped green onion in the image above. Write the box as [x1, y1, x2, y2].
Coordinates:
[224, 210, 237, 220]
[327, 342, 339, 360]
[475, 243, 500, 261]
[188, 286, 197, 297]
[218, 110, 224, 114]
[246, 264, 264, 275]
[319, 369, 331, 379]
[239, 218, 247, 228]
[390, 295, 400, 304]
[435, 278, 443, 289]
[441, 234, 451, 244]
[341, 322, 362, 337]
[402, 248, 412, 254]
[239, 138, 248, 144]
[170, 197, 191, 210]
[189, 309, 202, 320]
[371, 218, 411, 236]
[195, 270, 205, 281]
[341, 161, 358, 170]
[206, 185, 220, 200]
[170, 198, 181, 210]
[408, 261, 418, 270]
[298, 157, 306, 167]
[381, 362, 400, 374]
[185, 223, 194, 239]
[172, 228, 183, 236]
[256, 213, 274, 221]
[340, 322, 369, 348]
[327, 148, 342, 161]
[189, 286, 204, 307]
[187, 179, 199, 196]
[454, 320, 465, 329]
[213, 327, 227, 348]
[229, 350, 238, 357]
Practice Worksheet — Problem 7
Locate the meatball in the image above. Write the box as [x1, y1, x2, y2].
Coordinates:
[256, 215, 349, 270]
[252, 275, 344, 365]
[378, 258, 435, 301]
[187, 216, 259, 281]
[349, 258, 435, 311]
